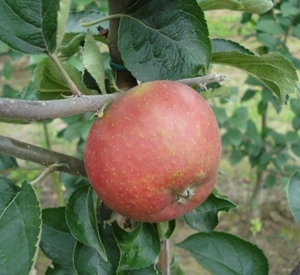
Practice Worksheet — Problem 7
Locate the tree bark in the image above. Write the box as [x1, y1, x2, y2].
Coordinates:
[107, 0, 138, 91]
[0, 135, 87, 177]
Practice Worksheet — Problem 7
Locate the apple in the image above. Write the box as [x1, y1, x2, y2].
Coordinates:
[84, 80, 221, 222]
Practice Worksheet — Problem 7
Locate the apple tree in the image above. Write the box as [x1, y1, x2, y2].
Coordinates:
[0, 0, 299, 274]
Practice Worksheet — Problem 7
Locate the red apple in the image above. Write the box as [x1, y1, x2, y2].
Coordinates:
[84, 80, 221, 222]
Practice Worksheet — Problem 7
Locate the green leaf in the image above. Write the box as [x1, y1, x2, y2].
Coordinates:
[230, 107, 248, 131]
[292, 116, 300, 131]
[156, 220, 176, 240]
[59, 173, 90, 196]
[60, 33, 86, 57]
[113, 222, 161, 270]
[184, 191, 237, 232]
[211, 106, 228, 126]
[56, 0, 72, 50]
[83, 31, 106, 94]
[98, 221, 120, 273]
[34, 57, 91, 99]
[0, 180, 41, 275]
[286, 131, 300, 145]
[287, 170, 300, 224]
[73, 242, 113, 274]
[256, 19, 284, 35]
[272, 152, 289, 171]
[40, 207, 76, 269]
[177, 232, 269, 274]
[230, 149, 244, 165]
[212, 39, 253, 55]
[224, 128, 243, 147]
[264, 174, 276, 189]
[16, 82, 40, 101]
[291, 144, 300, 157]
[119, 265, 159, 274]
[65, 185, 107, 261]
[119, 0, 211, 82]
[0, 0, 59, 54]
[280, 2, 300, 17]
[257, 33, 280, 49]
[198, 0, 273, 14]
[0, 155, 18, 170]
[0, 176, 20, 213]
[212, 51, 298, 104]
[170, 257, 185, 275]
[198, 0, 243, 11]
[45, 262, 75, 275]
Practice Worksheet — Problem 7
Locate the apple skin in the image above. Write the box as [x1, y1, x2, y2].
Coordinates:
[84, 80, 221, 222]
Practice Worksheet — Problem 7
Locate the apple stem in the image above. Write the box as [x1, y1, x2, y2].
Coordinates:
[157, 237, 171, 275]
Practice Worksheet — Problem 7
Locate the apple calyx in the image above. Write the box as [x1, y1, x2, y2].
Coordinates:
[176, 186, 195, 204]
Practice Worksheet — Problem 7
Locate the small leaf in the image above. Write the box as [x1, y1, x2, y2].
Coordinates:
[198, 0, 242, 11]
[230, 149, 244, 165]
[287, 170, 300, 224]
[34, 57, 91, 99]
[183, 191, 237, 232]
[212, 51, 298, 104]
[170, 257, 185, 275]
[65, 185, 107, 261]
[113, 222, 161, 270]
[56, 0, 72, 50]
[45, 262, 75, 275]
[98, 220, 120, 273]
[119, 0, 211, 82]
[256, 19, 284, 35]
[156, 220, 176, 240]
[16, 82, 40, 101]
[0, 0, 59, 54]
[224, 128, 243, 147]
[177, 232, 269, 274]
[264, 175, 276, 189]
[230, 107, 248, 131]
[40, 207, 77, 269]
[60, 33, 86, 57]
[0, 180, 41, 275]
[120, 265, 159, 274]
[198, 0, 273, 14]
[73, 242, 114, 274]
[0, 155, 18, 170]
[83, 31, 106, 94]
[59, 172, 90, 196]
[212, 39, 253, 55]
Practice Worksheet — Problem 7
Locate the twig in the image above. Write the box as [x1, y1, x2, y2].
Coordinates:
[157, 238, 171, 275]
[290, 260, 300, 275]
[177, 73, 228, 89]
[0, 135, 87, 177]
[30, 163, 68, 186]
[49, 54, 82, 97]
[0, 74, 227, 123]
[0, 93, 121, 122]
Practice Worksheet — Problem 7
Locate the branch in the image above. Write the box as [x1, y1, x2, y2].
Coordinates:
[0, 93, 121, 122]
[291, 261, 300, 275]
[0, 135, 87, 177]
[177, 73, 228, 89]
[107, 0, 138, 90]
